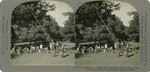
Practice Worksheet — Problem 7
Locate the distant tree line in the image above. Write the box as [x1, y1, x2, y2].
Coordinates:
[75, 1, 139, 46]
[11, 1, 60, 47]
[11, 1, 75, 48]
[11, 1, 139, 48]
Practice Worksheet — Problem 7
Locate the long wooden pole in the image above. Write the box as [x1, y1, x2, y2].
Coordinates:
[26, 3, 51, 42]
[91, 3, 118, 42]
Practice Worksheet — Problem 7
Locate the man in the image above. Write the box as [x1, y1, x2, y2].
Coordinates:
[124, 41, 129, 58]
[117, 40, 122, 57]
[43, 47, 48, 53]
[88, 47, 94, 53]
[39, 44, 43, 53]
[81, 46, 86, 56]
[109, 47, 114, 53]
[49, 40, 54, 50]
[22, 47, 27, 53]
[36, 46, 39, 52]
[30, 45, 34, 53]
[17, 47, 21, 55]
[11, 46, 16, 54]
[95, 45, 100, 53]
[75, 46, 81, 58]
[33, 46, 36, 53]
[75, 46, 80, 54]
[120, 41, 124, 53]
[114, 42, 117, 50]
[60, 41, 65, 58]
[100, 46, 104, 52]
[104, 44, 108, 53]
[26, 47, 29, 53]
[53, 41, 59, 57]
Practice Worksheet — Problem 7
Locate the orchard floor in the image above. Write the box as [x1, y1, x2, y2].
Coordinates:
[11, 50, 139, 66]
[11, 42, 76, 66]
[75, 50, 140, 66]
[11, 51, 75, 66]
[11, 42, 140, 66]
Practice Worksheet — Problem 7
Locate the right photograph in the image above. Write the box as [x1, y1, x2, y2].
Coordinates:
[75, 1, 140, 66]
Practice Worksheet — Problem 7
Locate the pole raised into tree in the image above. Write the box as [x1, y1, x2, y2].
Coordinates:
[91, 3, 118, 42]
[26, 3, 51, 42]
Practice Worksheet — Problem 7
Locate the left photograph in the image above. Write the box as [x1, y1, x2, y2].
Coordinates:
[10, 1, 75, 66]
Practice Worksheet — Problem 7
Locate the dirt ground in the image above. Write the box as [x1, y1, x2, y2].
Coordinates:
[11, 51, 75, 66]
[11, 42, 140, 66]
[11, 42, 76, 66]
[75, 50, 140, 66]
[11, 50, 139, 66]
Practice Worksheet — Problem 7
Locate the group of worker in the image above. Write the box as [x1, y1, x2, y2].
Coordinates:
[114, 40, 135, 57]
[11, 44, 50, 54]
[75, 40, 135, 58]
[11, 40, 72, 58]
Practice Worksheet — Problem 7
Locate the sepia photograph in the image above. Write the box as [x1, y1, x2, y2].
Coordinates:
[10, 0, 75, 66]
[0, 0, 150, 71]
[75, 1, 140, 66]
[10, 0, 140, 67]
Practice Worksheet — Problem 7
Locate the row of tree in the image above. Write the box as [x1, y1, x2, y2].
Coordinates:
[11, 1, 139, 48]
[11, 1, 62, 47]
[74, 1, 139, 46]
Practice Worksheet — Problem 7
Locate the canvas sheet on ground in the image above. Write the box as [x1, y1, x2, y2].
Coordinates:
[0, 0, 150, 72]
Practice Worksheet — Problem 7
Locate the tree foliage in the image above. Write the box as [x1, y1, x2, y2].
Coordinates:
[75, 1, 121, 45]
[75, 1, 139, 45]
[11, 1, 139, 48]
[11, 1, 60, 44]
[61, 12, 75, 42]
[127, 11, 139, 42]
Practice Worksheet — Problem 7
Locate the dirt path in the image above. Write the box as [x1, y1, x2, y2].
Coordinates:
[75, 50, 140, 66]
[11, 51, 75, 66]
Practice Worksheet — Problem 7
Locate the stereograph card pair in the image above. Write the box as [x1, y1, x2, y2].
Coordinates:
[0, 0, 150, 72]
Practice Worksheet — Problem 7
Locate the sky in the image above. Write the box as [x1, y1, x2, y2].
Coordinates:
[45, 1, 74, 27]
[112, 1, 137, 27]
[43, 1, 137, 27]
